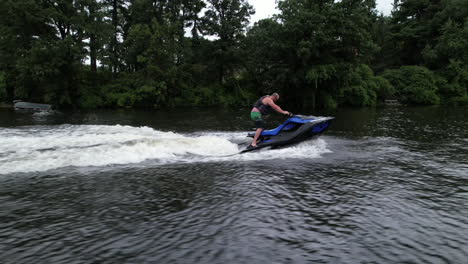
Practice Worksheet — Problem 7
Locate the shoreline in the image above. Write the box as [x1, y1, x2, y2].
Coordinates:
[0, 103, 12, 108]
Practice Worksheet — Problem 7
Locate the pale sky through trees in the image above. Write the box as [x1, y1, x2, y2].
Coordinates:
[249, 0, 394, 24]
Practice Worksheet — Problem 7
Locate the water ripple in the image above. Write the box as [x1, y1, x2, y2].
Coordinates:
[1, 107, 468, 264]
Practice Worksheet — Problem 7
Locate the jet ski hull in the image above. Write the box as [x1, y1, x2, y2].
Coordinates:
[241, 116, 334, 153]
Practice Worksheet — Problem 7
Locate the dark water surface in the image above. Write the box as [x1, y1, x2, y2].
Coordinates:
[0, 107, 467, 264]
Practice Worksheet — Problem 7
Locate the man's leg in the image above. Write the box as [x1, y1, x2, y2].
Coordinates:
[250, 112, 264, 147]
[251, 128, 263, 147]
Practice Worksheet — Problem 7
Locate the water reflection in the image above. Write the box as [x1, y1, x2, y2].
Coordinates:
[0, 106, 467, 264]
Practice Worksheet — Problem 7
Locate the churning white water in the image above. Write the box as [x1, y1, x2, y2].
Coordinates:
[0, 125, 330, 174]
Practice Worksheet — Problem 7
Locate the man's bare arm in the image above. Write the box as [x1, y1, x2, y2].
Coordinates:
[265, 98, 289, 115]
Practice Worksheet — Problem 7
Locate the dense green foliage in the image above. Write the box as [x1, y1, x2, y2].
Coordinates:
[0, 0, 467, 109]
[0, 71, 6, 102]
[382, 66, 440, 105]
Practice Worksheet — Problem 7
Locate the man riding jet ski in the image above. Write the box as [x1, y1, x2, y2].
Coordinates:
[241, 115, 334, 153]
[245, 93, 333, 153]
[248, 93, 292, 149]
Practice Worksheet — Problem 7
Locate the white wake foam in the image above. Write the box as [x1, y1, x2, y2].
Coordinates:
[0, 125, 331, 174]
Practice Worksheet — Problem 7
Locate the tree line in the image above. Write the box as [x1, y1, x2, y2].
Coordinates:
[0, 0, 467, 109]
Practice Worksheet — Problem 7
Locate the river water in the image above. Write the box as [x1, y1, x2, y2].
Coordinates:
[0, 106, 467, 264]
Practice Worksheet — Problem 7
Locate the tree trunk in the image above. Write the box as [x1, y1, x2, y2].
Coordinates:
[90, 33, 97, 72]
[313, 78, 317, 110]
[89, 3, 97, 72]
[111, 0, 118, 73]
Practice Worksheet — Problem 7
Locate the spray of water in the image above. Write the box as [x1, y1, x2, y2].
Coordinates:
[0, 125, 331, 174]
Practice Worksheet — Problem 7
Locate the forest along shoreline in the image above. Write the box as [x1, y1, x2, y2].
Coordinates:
[0, 0, 466, 111]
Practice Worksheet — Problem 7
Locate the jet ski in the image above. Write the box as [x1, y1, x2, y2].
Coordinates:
[241, 115, 334, 153]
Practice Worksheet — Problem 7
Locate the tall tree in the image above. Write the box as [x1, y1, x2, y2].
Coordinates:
[253, 0, 380, 109]
[101, 0, 126, 73]
[389, 0, 468, 104]
[201, 0, 254, 83]
[0, 0, 54, 101]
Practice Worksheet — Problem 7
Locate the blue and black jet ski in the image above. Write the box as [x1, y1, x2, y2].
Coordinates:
[241, 115, 334, 153]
